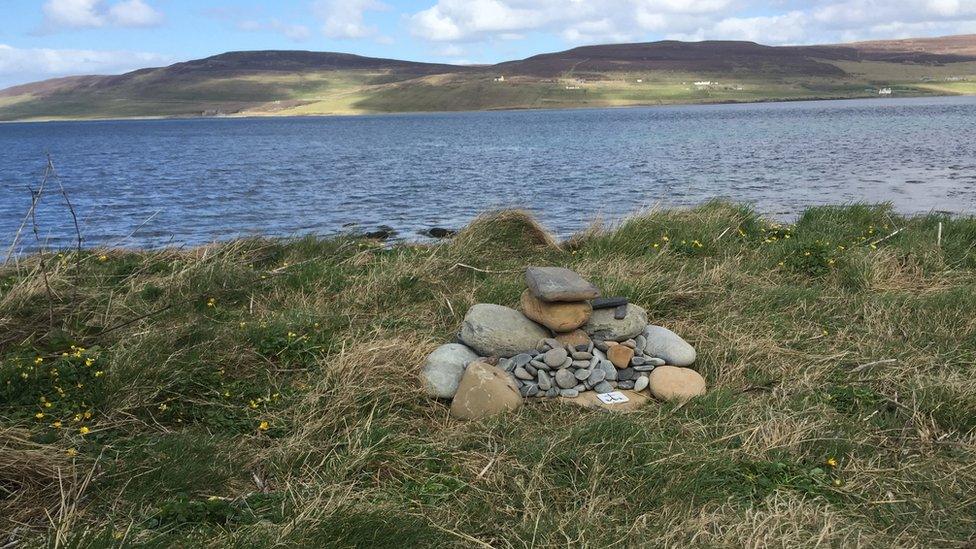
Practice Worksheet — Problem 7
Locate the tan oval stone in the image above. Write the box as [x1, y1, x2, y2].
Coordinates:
[520, 290, 592, 332]
[450, 362, 523, 420]
[607, 345, 634, 369]
[554, 329, 591, 348]
[647, 366, 706, 402]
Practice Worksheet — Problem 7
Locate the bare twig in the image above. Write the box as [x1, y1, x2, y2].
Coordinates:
[869, 227, 905, 247]
[851, 359, 897, 374]
[937, 222, 943, 247]
[451, 263, 520, 274]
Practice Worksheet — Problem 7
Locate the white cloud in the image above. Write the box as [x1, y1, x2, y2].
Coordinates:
[408, 0, 976, 47]
[41, 0, 163, 30]
[313, 0, 390, 40]
[0, 44, 170, 88]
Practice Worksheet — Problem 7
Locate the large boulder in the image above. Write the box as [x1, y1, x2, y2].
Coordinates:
[450, 362, 523, 420]
[643, 325, 696, 366]
[520, 290, 592, 332]
[525, 266, 600, 302]
[647, 366, 706, 402]
[583, 303, 647, 342]
[459, 304, 549, 358]
[422, 343, 480, 399]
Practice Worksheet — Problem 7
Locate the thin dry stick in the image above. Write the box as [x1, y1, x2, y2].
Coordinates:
[851, 358, 897, 374]
[46, 155, 82, 254]
[869, 227, 905, 247]
[27, 183, 56, 326]
[937, 222, 943, 247]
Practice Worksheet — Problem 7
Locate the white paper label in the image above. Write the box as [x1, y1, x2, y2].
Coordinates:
[596, 391, 630, 404]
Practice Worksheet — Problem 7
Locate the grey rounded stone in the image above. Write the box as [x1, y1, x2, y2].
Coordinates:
[647, 357, 666, 366]
[631, 356, 646, 366]
[546, 387, 559, 398]
[618, 367, 635, 381]
[525, 364, 538, 377]
[594, 381, 613, 394]
[421, 343, 480, 399]
[560, 357, 573, 369]
[544, 338, 562, 351]
[520, 382, 540, 397]
[555, 369, 577, 389]
[588, 356, 600, 369]
[514, 367, 534, 380]
[498, 358, 515, 372]
[538, 371, 552, 390]
[544, 347, 569, 367]
[574, 383, 586, 392]
[583, 304, 648, 342]
[621, 339, 637, 349]
[513, 353, 533, 367]
[459, 304, 550, 358]
[643, 325, 697, 367]
[571, 351, 593, 360]
[530, 359, 549, 370]
[571, 360, 591, 368]
[587, 369, 606, 385]
[634, 365, 655, 372]
[560, 389, 580, 398]
[617, 380, 635, 390]
[574, 368, 591, 381]
[601, 361, 618, 381]
[634, 375, 649, 392]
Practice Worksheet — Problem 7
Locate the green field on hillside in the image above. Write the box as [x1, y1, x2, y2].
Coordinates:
[2, 203, 975, 546]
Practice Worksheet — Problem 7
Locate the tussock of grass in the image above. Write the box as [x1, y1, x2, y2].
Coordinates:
[1, 202, 975, 547]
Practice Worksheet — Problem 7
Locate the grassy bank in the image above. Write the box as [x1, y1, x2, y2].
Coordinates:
[2, 202, 975, 547]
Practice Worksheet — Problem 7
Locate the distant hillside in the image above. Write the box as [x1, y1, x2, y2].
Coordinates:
[1, 35, 975, 121]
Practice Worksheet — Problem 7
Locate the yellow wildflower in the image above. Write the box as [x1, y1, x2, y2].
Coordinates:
[207, 298, 216, 308]
[98, 255, 108, 262]
[52, 421, 62, 429]
[159, 403, 169, 411]
[66, 448, 78, 457]
[44, 402, 52, 408]
[20, 372, 28, 380]
[94, 371, 104, 377]
[34, 357, 44, 365]
[661, 235, 669, 242]
[258, 421, 270, 431]
[832, 478, 843, 487]
[79, 426, 90, 435]
[826, 457, 839, 468]
[83, 411, 92, 419]
[35, 412, 45, 419]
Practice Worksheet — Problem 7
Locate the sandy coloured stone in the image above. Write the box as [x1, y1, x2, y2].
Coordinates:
[520, 290, 592, 332]
[607, 345, 635, 369]
[450, 362, 523, 420]
[555, 329, 591, 349]
[647, 366, 706, 402]
[559, 389, 650, 412]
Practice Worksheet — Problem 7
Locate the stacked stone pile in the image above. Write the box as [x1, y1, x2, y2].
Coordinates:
[422, 266, 707, 419]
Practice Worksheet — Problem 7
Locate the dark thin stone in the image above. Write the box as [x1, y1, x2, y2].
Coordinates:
[591, 296, 629, 309]
[613, 304, 629, 320]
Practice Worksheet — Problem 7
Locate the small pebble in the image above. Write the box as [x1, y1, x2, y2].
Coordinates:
[560, 357, 573, 369]
[538, 371, 552, 390]
[555, 369, 577, 389]
[530, 359, 550, 371]
[560, 389, 579, 398]
[524, 383, 540, 397]
[588, 356, 600, 369]
[647, 357, 666, 366]
[594, 340, 609, 351]
[618, 380, 635, 390]
[575, 344, 589, 352]
[525, 364, 538, 376]
[608, 381, 619, 388]
[498, 358, 513, 371]
[594, 381, 613, 394]
[544, 348, 568, 367]
[587, 369, 606, 385]
[571, 360, 590, 368]
[618, 367, 635, 381]
[621, 339, 637, 349]
[513, 353, 533, 367]
[574, 383, 586, 392]
[571, 351, 593, 361]
[514, 367, 534, 380]
[574, 368, 591, 381]
[634, 335, 647, 354]
[603, 362, 618, 381]
[613, 304, 628, 320]
[544, 338, 562, 350]
[631, 356, 646, 366]
[634, 375, 649, 392]
[633, 365, 655, 372]
[546, 387, 559, 398]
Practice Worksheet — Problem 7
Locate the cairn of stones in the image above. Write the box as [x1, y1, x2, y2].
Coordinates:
[422, 266, 705, 419]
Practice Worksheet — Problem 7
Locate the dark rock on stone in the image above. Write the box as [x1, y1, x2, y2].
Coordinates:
[364, 225, 397, 240]
[614, 304, 629, 320]
[591, 296, 629, 310]
[618, 367, 636, 381]
[618, 380, 636, 390]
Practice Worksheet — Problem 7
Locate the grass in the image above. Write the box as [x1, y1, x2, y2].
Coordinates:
[1, 202, 975, 547]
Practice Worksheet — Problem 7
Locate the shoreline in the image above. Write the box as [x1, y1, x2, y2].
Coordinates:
[0, 91, 971, 125]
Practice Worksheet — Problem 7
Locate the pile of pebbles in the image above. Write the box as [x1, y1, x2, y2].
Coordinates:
[499, 335, 666, 399]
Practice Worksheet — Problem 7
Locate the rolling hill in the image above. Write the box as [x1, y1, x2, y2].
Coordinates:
[2, 35, 975, 121]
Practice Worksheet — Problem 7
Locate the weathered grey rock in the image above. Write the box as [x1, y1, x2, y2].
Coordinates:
[574, 383, 586, 392]
[574, 368, 591, 381]
[634, 375, 649, 392]
[631, 356, 646, 366]
[643, 325, 697, 367]
[560, 389, 580, 398]
[617, 380, 635, 390]
[459, 304, 549, 358]
[583, 304, 648, 342]
[544, 347, 569, 367]
[575, 344, 589, 352]
[498, 357, 513, 372]
[525, 266, 600, 303]
[514, 366, 534, 380]
[546, 387, 559, 398]
[587, 369, 606, 385]
[538, 370, 552, 390]
[525, 364, 538, 377]
[618, 367, 635, 381]
[521, 382, 540, 398]
[530, 359, 549, 370]
[634, 335, 647, 354]
[634, 365, 655, 372]
[591, 296, 628, 309]
[450, 362, 523, 419]
[543, 338, 562, 351]
[560, 357, 573, 369]
[513, 353, 533, 367]
[621, 339, 637, 349]
[646, 357, 666, 366]
[594, 340, 610, 352]
[571, 360, 591, 368]
[555, 369, 577, 389]
[594, 381, 613, 394]
[422, 343, 480, 399]
[601, 361, 618, 381]
[571, 351, 593, 360]
[647, 366, 706, 402]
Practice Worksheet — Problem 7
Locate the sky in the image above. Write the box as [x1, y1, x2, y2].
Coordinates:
[1, 0, 975, 88]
